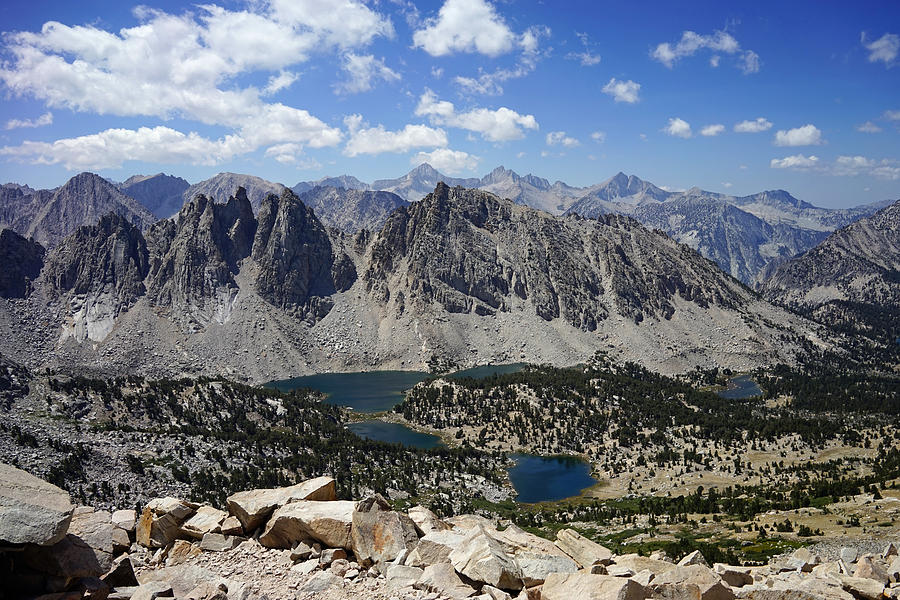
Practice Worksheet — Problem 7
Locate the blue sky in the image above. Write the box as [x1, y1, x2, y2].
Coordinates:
[0, 0, 898, 208]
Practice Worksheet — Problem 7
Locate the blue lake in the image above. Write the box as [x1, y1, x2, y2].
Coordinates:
[269, 363, 526, 413]
[268, 370, 429, 413]
[508, 454, 597, 503]
[348, 420, 443, 449]
[717, 374, 763, 399]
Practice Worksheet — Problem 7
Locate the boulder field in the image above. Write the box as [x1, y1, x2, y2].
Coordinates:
[2, 464, 899, 600]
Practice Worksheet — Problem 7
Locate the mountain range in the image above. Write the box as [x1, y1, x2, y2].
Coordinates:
[0, 182, 826, 382]
[1, 166, 892, 286]
[760, 199, 900, 343]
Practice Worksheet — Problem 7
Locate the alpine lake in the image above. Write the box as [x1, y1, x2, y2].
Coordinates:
[269, 366, 761, 503]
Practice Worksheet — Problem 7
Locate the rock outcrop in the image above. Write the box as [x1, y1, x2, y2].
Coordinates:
[3, 471, 899, 600]
[0, 462, 74, 545]
[0, 228, 45, 299]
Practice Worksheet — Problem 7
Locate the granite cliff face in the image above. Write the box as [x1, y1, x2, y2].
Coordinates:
[146, 189, 257, 315]
[760, 199, 900, 341]
[297, 186, 408, 233]
[253, 188, 356, 315]
[364, 183, 746, 330]
[119, 173, 190, 219]
[0, 229, 45, 299]
[42, 214, 150, 342]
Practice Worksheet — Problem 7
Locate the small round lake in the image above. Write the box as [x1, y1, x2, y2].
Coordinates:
[508, 454, 597, 503]
[348, 421, 443, 449]
[717, 374, 762, 399]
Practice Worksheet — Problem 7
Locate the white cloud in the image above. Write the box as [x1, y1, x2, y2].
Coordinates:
[722, 182, 733, 188]
[774, 124, 823, 146]
[884, 110, 900, 121]
[734, 117, 772, 133]
[412, 0, 517, 57]
[833, 156, 900, 179]
[5, 112, 53, 130]
[770, 154, 819, 169]
[861, 32, 899, 66]
[856, 121, 882, 133]
[264, 143, 321, 169]
[415, 89, 538, 142]
[567, 51, 602, 66]
[601, 78, 640, 103]
[546, 131, 580, 147]
[591, 131, 606, 143]
[709, 55, 720, 67]
[0, 1, 389, 167]
[700, 124, 725, 137]
[566, 33, 601, 66]
[335, 53, 400, 94]
[411, 148, 479, 174]
[663, 117, 692, 139]
[770, 153, 900, 180]
[0, 126, 243, 169]
[741, 50, 761, 74]
[453, 25, 549, 95]
[263, 71, 299, 95]
[651, 30, 759, 73]
[343, 115, 447, 156]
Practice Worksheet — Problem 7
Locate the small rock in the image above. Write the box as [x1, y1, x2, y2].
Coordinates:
[840, 547, 858, 564]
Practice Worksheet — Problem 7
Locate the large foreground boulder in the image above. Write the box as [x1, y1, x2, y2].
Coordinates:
[542, 572, 648, 600]
[226, 476, 336, 533]
[258, 500, 355, 549]
[351, 494, 418, 565]
[449, 526, 524, 591]
[0, 462, 74, 545]
[555, 529, 614, 568]
[652, 565, 734, 600]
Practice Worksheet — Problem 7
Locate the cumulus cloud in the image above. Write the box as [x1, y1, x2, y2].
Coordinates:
[861, 32, 899, 66]
[734, 117, 773, 133]
[663, 118, 692, 139]
[411, 148, 479, 174]
[884, 110, 900, 121]
[5, 112, 53, 130]
[770, 153, 899, 180]
[591, 131, 606, 143]
[856, 121, 882, 133]
[343, 114, 447, 156]
[264, 143, 321, 169]
[0, 126, 243, 170]
[263, 71, 299, 95]
[601, 78, 641, 103]
[412, 0, 517, 57]
[0, 1, 389, 167]
[335, 53, 400, 94]
[774, 124, 823, 146]
[700, 124, 725, 137]
[415, 89, 538, 142]
[651, 30, 759, 73]
[453, 25, 549, 95]
[546, 131, 580, 147]
[770, 154, 819, 169]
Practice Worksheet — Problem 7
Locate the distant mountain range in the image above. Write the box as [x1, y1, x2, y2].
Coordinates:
[1, 165, 891, 284]
[760, 198, 900, 343]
